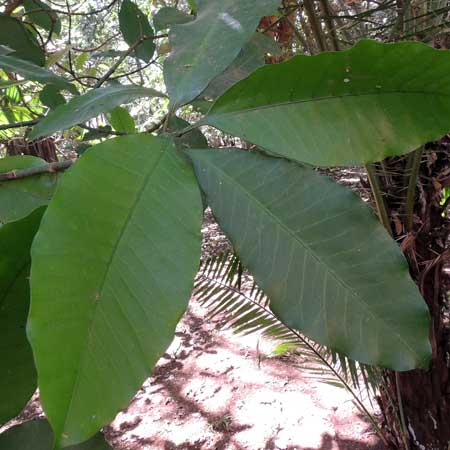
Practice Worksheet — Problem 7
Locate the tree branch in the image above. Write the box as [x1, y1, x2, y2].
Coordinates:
[0, 159, 74, 181]
[0, 120, 38, 131]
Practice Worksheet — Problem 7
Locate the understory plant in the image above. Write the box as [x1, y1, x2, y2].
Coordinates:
[1, 0, 450, 448]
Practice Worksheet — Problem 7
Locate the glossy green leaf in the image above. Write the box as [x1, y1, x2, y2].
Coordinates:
[108, 106, 136, 133]
[119, 0, 155, 62]
[29, 134, 202, 447]
[0, 55, 76, 93]
[0, 209, 43, 424]
[0, 156, 58, 224]
[0, 15, 45, 66]
[39, 85, 66, 109]
[29, 85, 165, 139]
[23, 0, 61, 35]
[189, 149, 431, 370]
[0, 420, 111, 450]
[202, 40, 450, 166]
[201, 33, 280, 100]
[164, 0, 280, 108]
[153, 6, 193, 31]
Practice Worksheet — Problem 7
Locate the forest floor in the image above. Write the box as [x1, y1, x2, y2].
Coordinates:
[8, 168, 386, 450]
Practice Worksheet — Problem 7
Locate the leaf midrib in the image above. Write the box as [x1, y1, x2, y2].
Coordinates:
[61, 148, 167, 437]
[201, 156, 421, 360]
[208, 90, 449, 118]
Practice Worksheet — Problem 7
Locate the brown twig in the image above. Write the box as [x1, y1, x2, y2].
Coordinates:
[0, 159, 74, 181]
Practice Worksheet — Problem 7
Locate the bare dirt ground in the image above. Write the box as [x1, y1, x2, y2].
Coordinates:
[4, 168, 385, 450]
[104, 298, 384, 450]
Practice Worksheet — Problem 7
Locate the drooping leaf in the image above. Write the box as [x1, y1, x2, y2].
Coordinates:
[164, 0, 280, 108]
[119, 0, 155, 62]
[23, 0, 61, 35]
[39, 84, 66, 109]
[189, 148, 431, 371]
[166, 116, 208, 151]
[153, 6, 194, 31]
[29, 135, 202, 447]
[0, 420, 111, 449]
[0, 209, 44, 424]
[0, 14, 45, 66]
[0, 55, 76, 93]
[201, 40, 450, 166]
[108, 106, 136, 133]
[0, 156, 58, 224]
[201, 33, 280, 100]
[29, 85, 165, 139]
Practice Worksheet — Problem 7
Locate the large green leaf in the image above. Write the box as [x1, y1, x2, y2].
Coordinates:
[164, 0, 280, 108]
[119, 0, 155, 62]
[0, 420, 111, 449]
[0, 55, 75, 93]
[23, 0, 61, 35]
[0, 156, 58, 225]
[201, 40, 450, 166]
[29, 135, 202, 447]
[0, 209, 43, 424]
[0, 15, 45, 66]
[189, 149, 431, 371]
[29, 85, 164, 139]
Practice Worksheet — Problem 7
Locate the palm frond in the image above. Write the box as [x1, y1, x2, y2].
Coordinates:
[194, 251, 384, 438]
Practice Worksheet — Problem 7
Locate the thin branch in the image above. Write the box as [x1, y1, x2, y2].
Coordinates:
[0, 120, 38, 131]
[0, 159, 74, 181]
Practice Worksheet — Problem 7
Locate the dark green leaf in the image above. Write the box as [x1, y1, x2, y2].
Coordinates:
[29, 135, 202, 447]
[153, 7, 193, 31]
[0, 14, 45, 66]
[108, 106, 136, 133]
[202, 40, 450, 166]
[81, 125, 113, 141]
[76, 143, 91, 155]
[189, 149, 431, 371]
[167, 116, 208, 150]
[164, 0, 280, 108]
[23, 0, 61, 35]
[0, 209, 43, 424]
[0, 156, 58, 224]
[0, 420, 111, 449]
[0, 55, 76, 93]
[39, 84, 66, 109]
[119, 0, 155, 62]
[29, 85, 165, 139]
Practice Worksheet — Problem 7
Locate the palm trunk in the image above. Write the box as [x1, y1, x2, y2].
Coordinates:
[372, 142, 450, 449]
